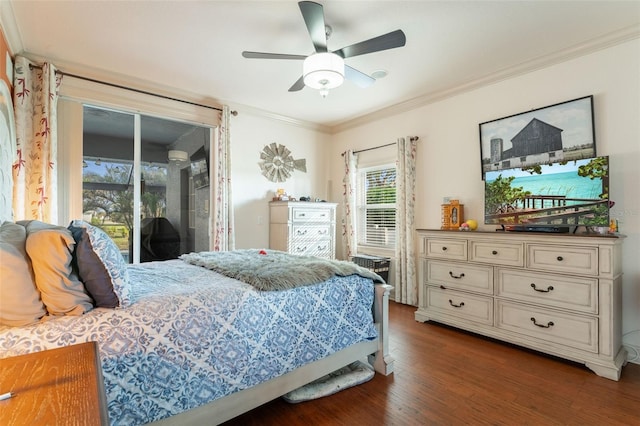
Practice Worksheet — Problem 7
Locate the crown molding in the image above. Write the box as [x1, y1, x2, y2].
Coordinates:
[0, 0, 23, 54]
[331, 24, 640, 134]
[227, 102, 332, 133]
[23, 51, 226, 109]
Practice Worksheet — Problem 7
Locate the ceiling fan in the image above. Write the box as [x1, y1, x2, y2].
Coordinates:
[242, 1, 406, 97]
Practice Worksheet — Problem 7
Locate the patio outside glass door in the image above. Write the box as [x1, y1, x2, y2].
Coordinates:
[81, 105, 212, 263]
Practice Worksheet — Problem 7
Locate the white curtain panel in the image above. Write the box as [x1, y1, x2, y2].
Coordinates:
[395, 136, 418, 305]
[0, 79, 16, 222]
[341, 150, 358, 260]
[212, 105, 235, 251]
[12, 56, 61, 222]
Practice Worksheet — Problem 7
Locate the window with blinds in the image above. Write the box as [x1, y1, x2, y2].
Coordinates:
[357, 165, 396, 248]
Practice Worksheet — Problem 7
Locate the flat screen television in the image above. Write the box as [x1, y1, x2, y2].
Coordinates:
[190, 146, 209, 189]
[484, 156, 610, 231]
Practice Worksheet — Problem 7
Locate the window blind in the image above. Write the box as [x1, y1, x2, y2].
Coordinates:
[357, 166, 396, 247]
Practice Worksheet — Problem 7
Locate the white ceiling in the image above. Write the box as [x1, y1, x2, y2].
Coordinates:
[4, 1, 640, 130]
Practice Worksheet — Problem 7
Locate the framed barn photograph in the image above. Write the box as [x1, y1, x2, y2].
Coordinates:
[478, 96, 595, 179]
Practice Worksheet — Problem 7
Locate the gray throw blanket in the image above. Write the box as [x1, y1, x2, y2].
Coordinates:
[179, 249, 384, 291]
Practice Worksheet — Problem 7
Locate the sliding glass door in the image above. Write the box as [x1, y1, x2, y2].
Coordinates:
[82, 105, 212, 263]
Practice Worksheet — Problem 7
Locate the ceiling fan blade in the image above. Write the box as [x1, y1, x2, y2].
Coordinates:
[242, 51, 307, 60]
[333, 29, 406, 59]
[299, 1, 327, 53]
[288, 76, 306, 92]
[345, 65, 375, 88]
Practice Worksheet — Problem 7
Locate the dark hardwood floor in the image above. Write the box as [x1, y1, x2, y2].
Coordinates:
[223, 302, 640, 425]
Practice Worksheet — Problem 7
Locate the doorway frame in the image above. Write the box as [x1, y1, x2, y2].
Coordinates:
[57, 75, 220, 256]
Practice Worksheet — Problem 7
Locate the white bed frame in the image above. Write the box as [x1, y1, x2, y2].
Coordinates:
[151, 283, 394, 425]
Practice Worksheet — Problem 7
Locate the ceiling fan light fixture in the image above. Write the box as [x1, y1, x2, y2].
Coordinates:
[303, 52, 345, 90]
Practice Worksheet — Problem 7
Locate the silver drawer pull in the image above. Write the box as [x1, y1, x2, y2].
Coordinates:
[318, 229, 327, 235]
[448, 299, 464, 308]
[296, 230, 308, 235]
[449, 271, 465, 279]
[530, 317, 554, 328]
[531, 283, 554, 293]
[557, 256, 563, 261]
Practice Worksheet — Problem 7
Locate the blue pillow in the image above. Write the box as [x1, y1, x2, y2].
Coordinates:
[68, 220, 131, 308]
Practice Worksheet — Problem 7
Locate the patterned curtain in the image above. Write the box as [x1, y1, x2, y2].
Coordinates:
[341, 150, 358, 260]
[212, 105, 235, 251]
[12, 56, 61, 222]
[395, 136, 418, 305]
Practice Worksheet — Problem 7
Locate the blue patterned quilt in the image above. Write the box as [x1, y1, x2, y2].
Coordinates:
[0, 260, 378, 425]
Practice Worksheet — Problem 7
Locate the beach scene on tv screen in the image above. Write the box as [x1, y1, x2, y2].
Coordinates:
[484, 157, 609, 227]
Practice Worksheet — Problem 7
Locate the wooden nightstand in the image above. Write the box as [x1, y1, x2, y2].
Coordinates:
[0, 341, 109, 425]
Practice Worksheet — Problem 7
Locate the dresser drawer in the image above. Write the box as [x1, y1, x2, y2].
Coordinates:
[496, 301, 598, 353]
[527, 244, 598, 276]
[496, 268, 597, 314]
[426, 286, 493, 325]
[292, 224, 332, 239]
[426, 238, 467, 261]
[291, 238, 332, 258]
[470, 241, 524, 267]
[292, 207, 333, 222]
[270, 202, 337, 260]
[427, 260, 493, 295]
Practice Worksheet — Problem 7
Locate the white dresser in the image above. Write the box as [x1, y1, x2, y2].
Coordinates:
[269, 201, 337, 259]
[415, 229, 626, 380]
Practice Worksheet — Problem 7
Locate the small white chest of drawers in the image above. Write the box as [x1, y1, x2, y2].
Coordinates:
[269, 201, 337, 259]
[415, 229, 626, 380]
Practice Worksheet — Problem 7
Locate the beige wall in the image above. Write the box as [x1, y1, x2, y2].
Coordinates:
[229, 110, 331, 250]
[328, 39, 640, 363]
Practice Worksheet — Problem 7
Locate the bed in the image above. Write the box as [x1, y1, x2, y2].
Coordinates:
[0, 132, 393, 425]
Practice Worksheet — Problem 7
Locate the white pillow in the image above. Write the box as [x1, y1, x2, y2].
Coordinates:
[0, 221, 47, 326]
